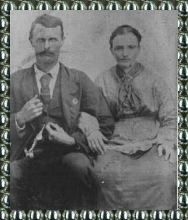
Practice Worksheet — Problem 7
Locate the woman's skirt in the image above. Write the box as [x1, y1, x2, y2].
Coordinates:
[93, 145, 177, 210]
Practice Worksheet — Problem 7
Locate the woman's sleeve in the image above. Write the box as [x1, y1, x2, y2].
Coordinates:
[154, 77, 177, 147]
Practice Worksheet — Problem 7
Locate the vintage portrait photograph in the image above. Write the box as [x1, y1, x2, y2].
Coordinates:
[10, 10, 178, 210]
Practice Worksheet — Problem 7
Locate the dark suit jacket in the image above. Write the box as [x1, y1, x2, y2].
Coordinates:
[10, 63, 114, 162]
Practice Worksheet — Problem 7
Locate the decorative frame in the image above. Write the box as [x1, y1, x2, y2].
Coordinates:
[0, 0, 187, 219]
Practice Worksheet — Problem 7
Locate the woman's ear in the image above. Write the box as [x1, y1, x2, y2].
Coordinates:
[110, 47, 114, 56]
[29, 37, 35, 48]
[138, 45, 141, 52]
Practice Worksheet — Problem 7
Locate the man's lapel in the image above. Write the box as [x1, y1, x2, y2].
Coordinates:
[21, 65, 40, 131]
[21, 65, 39, 103]
[59, 64, 80, 132]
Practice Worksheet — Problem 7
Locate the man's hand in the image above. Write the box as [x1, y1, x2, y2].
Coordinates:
[158, 144, 176, 164]
[87, 130, 107, 155]
[45, 122, 75, 146]
[16, 95, 43, 127]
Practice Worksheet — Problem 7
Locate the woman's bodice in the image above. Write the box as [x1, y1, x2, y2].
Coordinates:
[95, 63, 176, 154]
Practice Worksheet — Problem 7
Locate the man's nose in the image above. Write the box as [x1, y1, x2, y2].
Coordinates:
[44, 40, 50, 49]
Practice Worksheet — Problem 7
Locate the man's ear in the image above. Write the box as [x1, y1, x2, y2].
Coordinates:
[29, 38, 34, 48]
[60, 36, 65, 47]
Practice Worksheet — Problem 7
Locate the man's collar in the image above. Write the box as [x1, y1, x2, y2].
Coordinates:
[34, 62, 60, 78]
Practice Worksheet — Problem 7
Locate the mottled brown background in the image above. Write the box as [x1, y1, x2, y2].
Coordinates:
[10, 11, 178, 98]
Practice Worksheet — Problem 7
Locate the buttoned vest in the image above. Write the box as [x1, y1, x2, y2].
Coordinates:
[34, 71, 67, 134]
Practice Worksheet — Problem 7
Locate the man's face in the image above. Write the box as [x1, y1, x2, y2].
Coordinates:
[30, 24, 63, 65]
[111, 32, 140, 70]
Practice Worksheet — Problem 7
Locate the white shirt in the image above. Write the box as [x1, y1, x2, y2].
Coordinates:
[34, 62, 60, 98]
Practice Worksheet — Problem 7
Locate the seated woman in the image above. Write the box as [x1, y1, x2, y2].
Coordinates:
[80, 25, 177, 210]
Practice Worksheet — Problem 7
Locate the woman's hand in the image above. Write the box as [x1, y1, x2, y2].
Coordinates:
[87, 130, 107, 155]
[158, 144, 176, 164]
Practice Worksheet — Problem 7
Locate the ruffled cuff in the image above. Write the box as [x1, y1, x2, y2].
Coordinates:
[78, 112, 99, 137]
[15, 113, 26, 138]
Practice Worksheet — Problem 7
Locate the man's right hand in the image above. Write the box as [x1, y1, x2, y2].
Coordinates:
[16, 95, 43, 127]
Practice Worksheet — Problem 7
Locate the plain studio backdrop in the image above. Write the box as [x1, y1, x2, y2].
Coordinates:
[10, 11, 178, 100]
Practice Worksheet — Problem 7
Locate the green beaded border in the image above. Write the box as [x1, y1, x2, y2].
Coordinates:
[0, 0, 187, 219]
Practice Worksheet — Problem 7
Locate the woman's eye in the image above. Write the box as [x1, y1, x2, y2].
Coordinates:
[128, 45, 136, 49]
[114, 46, 123, 51]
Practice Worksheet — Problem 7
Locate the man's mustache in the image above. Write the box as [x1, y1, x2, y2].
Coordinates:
[37, 51, 55, 56]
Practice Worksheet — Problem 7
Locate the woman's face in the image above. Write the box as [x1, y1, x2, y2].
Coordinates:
[111, 32, 140, 70]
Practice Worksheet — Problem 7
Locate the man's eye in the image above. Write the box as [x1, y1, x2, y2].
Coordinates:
[37, 39, 44, 43]
[50, 38, 57, 42]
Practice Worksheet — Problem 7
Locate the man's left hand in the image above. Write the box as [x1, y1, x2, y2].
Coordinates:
[45, 122, 75, 146]
[87, 130, 107, 155]
[158, 144, 176, 164]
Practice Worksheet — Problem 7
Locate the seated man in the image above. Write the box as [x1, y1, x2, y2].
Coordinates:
[10, 13, 114, 210]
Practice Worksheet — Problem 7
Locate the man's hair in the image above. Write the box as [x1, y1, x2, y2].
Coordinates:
[109, 25, 142, 49]
[29, 14, 64, 41]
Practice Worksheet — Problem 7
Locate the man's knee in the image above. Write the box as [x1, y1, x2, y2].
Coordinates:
[11, 160, 23, 181]
[10, 159, 29, 187]
[61, 153, 91, 175]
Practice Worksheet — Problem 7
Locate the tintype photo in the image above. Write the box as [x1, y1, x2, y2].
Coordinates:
[10, 11, 178, 210]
